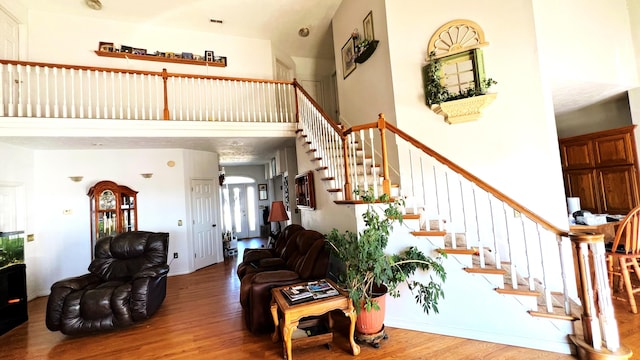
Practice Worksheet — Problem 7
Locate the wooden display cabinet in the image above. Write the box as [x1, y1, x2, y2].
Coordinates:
[294, 172, 315, 210]
[87, 181, 138, 256]
[560, 125, 640, 214]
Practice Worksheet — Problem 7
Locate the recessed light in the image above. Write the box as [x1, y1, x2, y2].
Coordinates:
[298, 27, 310, 37]
[85, 0, 102, 10]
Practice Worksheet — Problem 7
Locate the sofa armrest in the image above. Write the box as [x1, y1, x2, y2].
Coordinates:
[133, 264, 170, 280]
[46, 273, 101, 331]
[130, 265, 169, 321]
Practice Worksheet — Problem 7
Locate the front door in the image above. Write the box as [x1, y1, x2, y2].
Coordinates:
[222, 183, 259, 239]
[192, 179, 221, 269]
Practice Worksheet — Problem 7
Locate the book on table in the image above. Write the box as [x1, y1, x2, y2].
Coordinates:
[281, 280, 339, 304]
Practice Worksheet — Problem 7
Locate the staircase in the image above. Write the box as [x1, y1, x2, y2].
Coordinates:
[294, 88, 629, 357]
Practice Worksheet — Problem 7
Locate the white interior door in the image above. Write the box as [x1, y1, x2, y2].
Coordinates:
[192, 179, 221, 269]
[0, 8, 19, 60]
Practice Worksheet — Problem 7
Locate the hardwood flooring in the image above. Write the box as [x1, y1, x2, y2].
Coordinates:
[2, 237, 640, 359]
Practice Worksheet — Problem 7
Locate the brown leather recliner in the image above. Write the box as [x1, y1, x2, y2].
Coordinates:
[236, 224, 304, 280]
[45, 231, 169, 335]
[239, 228, 329, 333]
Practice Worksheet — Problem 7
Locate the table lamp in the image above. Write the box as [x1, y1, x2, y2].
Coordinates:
[268, 200, 289, 243]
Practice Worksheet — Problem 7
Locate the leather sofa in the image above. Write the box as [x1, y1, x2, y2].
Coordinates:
[236, 224, 304, 280]
[45, 231, 169, 335]
[238, 225, 329, 333]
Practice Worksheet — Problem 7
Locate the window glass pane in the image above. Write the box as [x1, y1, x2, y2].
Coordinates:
[233, 187, 242, 233]
[247, 186, 256, 231]
[222, 188, 231, 232]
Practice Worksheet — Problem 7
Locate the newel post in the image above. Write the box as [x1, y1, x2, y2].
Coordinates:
[377, 113, 391, 196]
[162, 68, 169, 120]
[569, 233, 632, 359]
[292, 79, 301, 124]
[341, 133, 353, 201]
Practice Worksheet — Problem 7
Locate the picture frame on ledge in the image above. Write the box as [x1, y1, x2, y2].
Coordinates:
[341, 37, 356, 79]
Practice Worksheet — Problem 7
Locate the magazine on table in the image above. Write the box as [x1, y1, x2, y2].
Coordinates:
[281, 280, 339, 304]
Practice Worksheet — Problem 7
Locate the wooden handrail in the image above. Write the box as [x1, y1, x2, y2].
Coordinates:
[292, 80, 343, 134]
[0, 59, 295, 85]
[382, 119, 567, 235]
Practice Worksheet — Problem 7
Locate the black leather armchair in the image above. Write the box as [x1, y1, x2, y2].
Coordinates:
[45, 231, 169, 335]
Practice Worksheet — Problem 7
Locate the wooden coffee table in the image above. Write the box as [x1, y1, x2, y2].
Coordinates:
[270, 279, 360, 359]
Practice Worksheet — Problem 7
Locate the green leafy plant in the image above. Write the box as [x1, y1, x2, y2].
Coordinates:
[423, 51, 497, 106]
[326, 188, 446, 314]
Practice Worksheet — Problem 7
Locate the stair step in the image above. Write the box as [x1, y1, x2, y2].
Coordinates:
[527, 311, 579, 321]
[440, 248, 477, 255]
[411, 230, 447, 237]
[315, 166, 328, 171]
[306, 148, 317, 154]
[321, 176, 335, 181]
[495, 288, 539, 297]
[464, 267, 507, 275]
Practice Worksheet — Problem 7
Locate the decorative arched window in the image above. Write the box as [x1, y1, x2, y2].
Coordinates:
[424, 20, 497, 124]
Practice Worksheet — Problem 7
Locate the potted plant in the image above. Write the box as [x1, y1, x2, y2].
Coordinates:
[325, 189, 447, 336]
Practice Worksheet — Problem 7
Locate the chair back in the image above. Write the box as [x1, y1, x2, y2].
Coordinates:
[89, 231, 169, 281]
[610, 205, 640, 255]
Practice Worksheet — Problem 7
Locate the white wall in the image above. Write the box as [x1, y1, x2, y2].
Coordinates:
[12, 147, 218, 298]
[25, 10, 273, 79]
[556, 96, 633, 138]
[366, 0, 565, 228]
[332, 0, 394, 126]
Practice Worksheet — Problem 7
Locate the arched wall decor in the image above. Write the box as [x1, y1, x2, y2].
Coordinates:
[424, 19, 496, 124]
[427, 19, 489, 59]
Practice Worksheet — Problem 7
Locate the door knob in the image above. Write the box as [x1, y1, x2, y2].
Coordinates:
[212, 224, 217, 227]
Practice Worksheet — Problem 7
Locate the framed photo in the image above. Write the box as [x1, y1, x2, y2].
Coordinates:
[120, 45, 133, 54]
[204, 50, 215, 62]
[258, 184, 268, 200]
[98, 41, 114, 52]
[363, 11, 374, 41]
[181, 52, 193, 60]
[132, 48, 147, 55]
[341, 38, 356, 79]
[214, 56, 227, 66]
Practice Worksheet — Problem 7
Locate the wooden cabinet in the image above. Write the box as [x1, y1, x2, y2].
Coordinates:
[560, 126, 640, 214]
[295, 172, 315, 210]
[0, 264, 27, 336]
[87, 181, 138, 255]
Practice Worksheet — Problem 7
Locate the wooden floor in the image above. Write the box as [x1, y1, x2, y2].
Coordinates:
[2, 237, 640, 360]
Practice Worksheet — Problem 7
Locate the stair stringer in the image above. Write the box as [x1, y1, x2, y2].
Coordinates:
[382, 225, 577, 355]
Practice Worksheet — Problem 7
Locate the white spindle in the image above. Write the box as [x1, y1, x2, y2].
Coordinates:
[53, 67, 59, 117]
[44, 67, 50, 117]
[79, 69, 85, 118]
[94, 70, 100, 118]
[86, 70, 92, 119]
[61, 69, 68, 118]
[133, 73, 138, 120]
[26, 65, 32, 117]
[70, 69, 76, 118]
[16, 64, 23, 117]
[109, 71, 114, 118]
[0, 64, 4, 117]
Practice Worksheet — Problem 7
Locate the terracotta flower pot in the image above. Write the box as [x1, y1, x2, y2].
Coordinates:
[356, 285, 387, 335]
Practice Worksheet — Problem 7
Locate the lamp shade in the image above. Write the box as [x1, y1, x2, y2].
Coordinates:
[268, 201, 289, 222]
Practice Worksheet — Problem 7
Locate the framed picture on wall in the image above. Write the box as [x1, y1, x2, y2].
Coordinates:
[341, 38, 356, 79]
[258, 184, 268, 200]
[363, 11, 374, 41]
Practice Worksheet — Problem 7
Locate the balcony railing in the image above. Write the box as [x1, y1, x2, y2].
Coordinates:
[0, 60, 296, 123]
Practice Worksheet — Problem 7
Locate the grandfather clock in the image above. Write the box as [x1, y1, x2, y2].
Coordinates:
[87, 180, 138, 257]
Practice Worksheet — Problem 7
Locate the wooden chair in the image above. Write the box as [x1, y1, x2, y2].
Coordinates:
[606, 205, 640, 314]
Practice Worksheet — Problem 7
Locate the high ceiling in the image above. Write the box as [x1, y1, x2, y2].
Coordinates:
[5, 0, 635, 165]
[23, 0, 342, 60]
